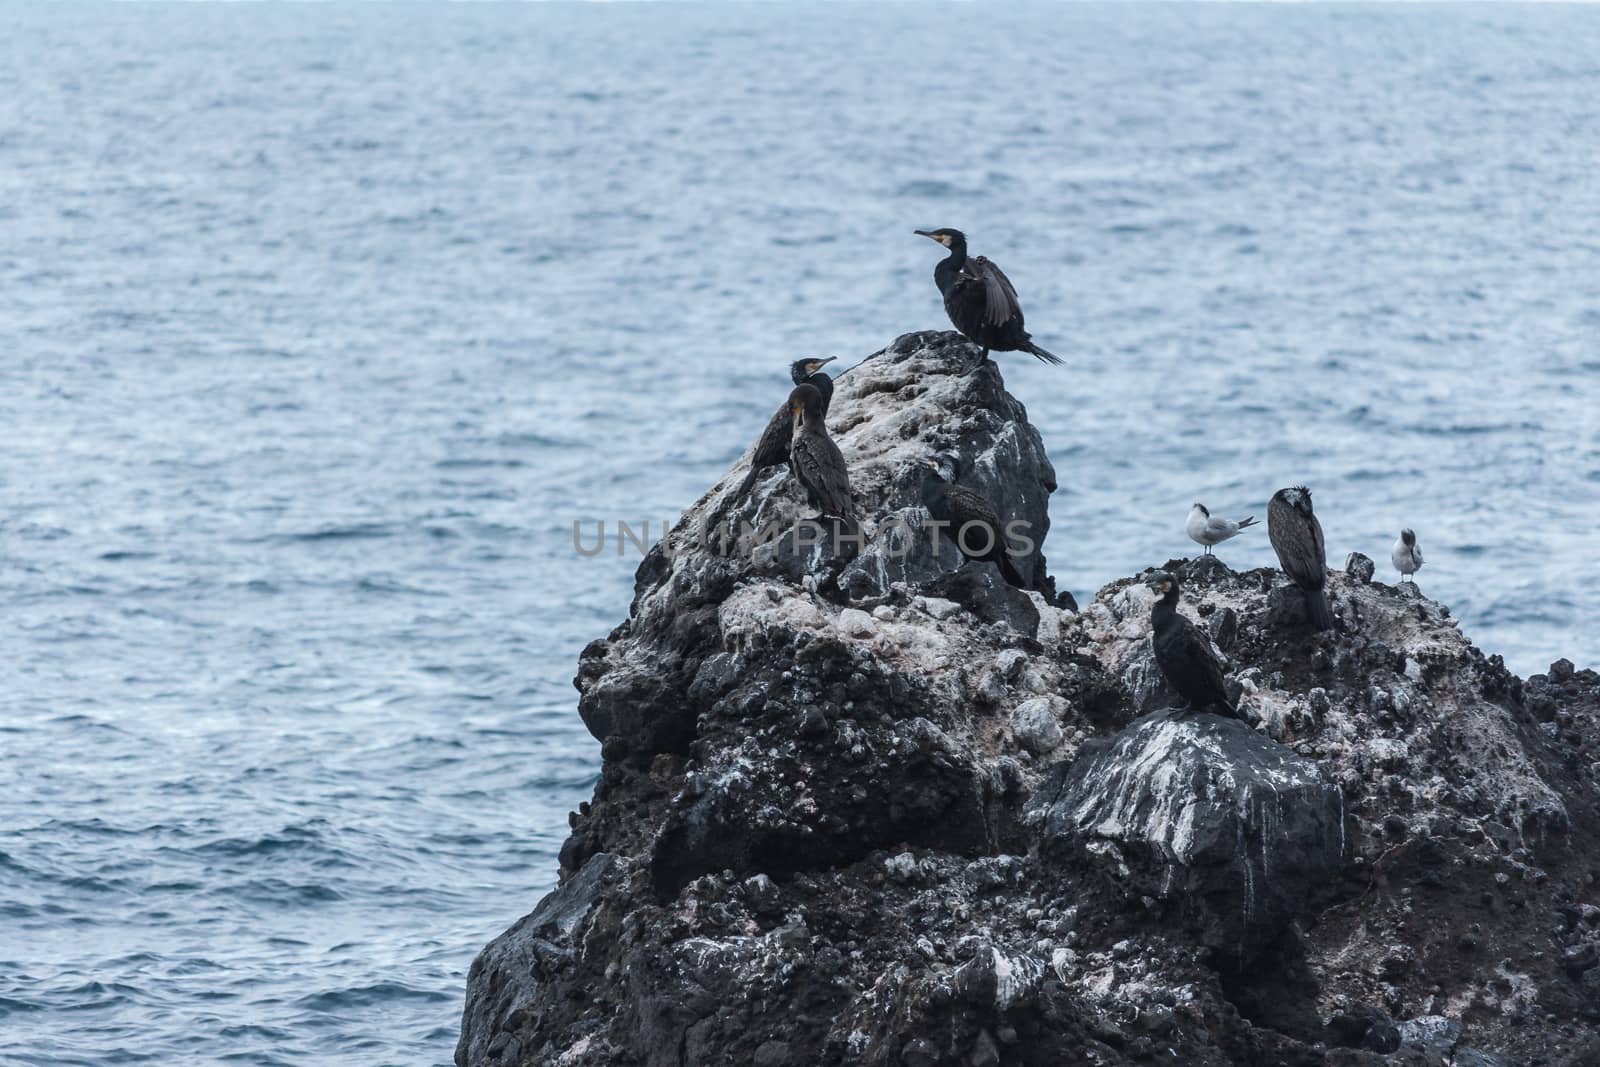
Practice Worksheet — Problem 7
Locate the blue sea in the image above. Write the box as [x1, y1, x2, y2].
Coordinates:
[1, 4, 1596, 1064]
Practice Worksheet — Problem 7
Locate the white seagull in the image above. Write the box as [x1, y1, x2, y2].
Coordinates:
[1187, 503, 1260, 555]
[1391, 528, 1423, 582]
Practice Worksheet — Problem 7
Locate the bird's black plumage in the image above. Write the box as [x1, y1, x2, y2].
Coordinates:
[1267, 486, 1333, 631]
[1147, 571, 1241, 719]
[723, 358, 838, 507]
[921, 456, 1029, 589]
[914, 228, 1062, 365]
[788, 383, 853, 526]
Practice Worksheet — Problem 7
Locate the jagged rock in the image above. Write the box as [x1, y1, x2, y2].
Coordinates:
[1345, 551, 1376, 582]
[1326, 1002, 1399, 1052]
[459, 334, 1600, 1067]
[925, 565, 1041, 635]
[455, 853, 621, 1067]
[649, 714, 998, 898]
[1397, 1015, 1464, 1057]
[1027, 708, 1346, 957]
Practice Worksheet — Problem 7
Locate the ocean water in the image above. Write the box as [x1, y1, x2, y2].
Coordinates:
[1, 4, 1596, 1064]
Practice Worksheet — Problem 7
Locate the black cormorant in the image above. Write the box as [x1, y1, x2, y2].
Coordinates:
[1268, 486, 1333, 630]
[788, 383, 853, 526]
[1146, 570, 1242, 719]
[921, 454, 1029, 589]
[724, 358, 838, 507]
[1391, 528, 1423, 583]
[1186, 503, 1259, 555]
[914, 228, 1062, 366]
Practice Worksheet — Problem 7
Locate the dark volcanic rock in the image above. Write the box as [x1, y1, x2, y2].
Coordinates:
[458, 333, 1600, 1067]
[1029, 708, 1346, 958]
[456, 853, 622, 1067]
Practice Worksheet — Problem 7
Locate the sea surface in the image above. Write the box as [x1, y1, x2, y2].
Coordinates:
[1, 4, 1597, 1064]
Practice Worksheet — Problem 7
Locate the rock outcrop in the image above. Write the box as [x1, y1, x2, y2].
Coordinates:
[459, 333, 1600, 1067]
[1028, 708, 1347, 960]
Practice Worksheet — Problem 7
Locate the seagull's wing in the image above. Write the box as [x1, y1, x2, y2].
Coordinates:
[1207, 516, 1239, 539]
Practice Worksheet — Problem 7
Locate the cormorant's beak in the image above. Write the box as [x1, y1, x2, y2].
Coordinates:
[914, 230, 939, 241]
[811, 356, 837, 373]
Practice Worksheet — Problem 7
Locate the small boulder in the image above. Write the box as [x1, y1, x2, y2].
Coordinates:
[1345, 552, 1376, 582]
[836, 608, 876, 638]
[1012, 697, 1065, 755]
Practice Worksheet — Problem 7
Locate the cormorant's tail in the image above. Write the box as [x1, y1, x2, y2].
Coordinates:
[996, 553, 1029, 590]
[1305, 587, 1334, 631]
[1024, 340, 1064, 366]
[1237, 516, 1260, 529]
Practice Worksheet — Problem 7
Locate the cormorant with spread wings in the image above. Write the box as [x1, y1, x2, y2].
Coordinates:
[915, 228, 1061, 365]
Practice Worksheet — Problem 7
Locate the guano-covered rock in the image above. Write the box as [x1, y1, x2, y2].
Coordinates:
[1028, 708, 1346, 958]
[458, 333, 1600, 1067]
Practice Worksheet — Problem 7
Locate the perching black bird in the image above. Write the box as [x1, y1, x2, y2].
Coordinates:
[921, 453, 1029, 589]
[1268, 486, 1333, 631]
[1146, 571, 1242, 720]
[723, 357, 838, 508]
[914, 228, 1062, 366]
[788, 383, 853, 526]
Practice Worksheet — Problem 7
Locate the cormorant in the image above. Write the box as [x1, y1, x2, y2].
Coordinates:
[1391, 528, 1423, 583]
[921, 454, 1029, 589]
[1267, 486, 1333, 630]
[724, 358, 838, 508]
[914, 228, 1062, 365]
[1146, 571, 1242, 720]
[1186, 502, 1259, 555]
[788, 383, 854, 527]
